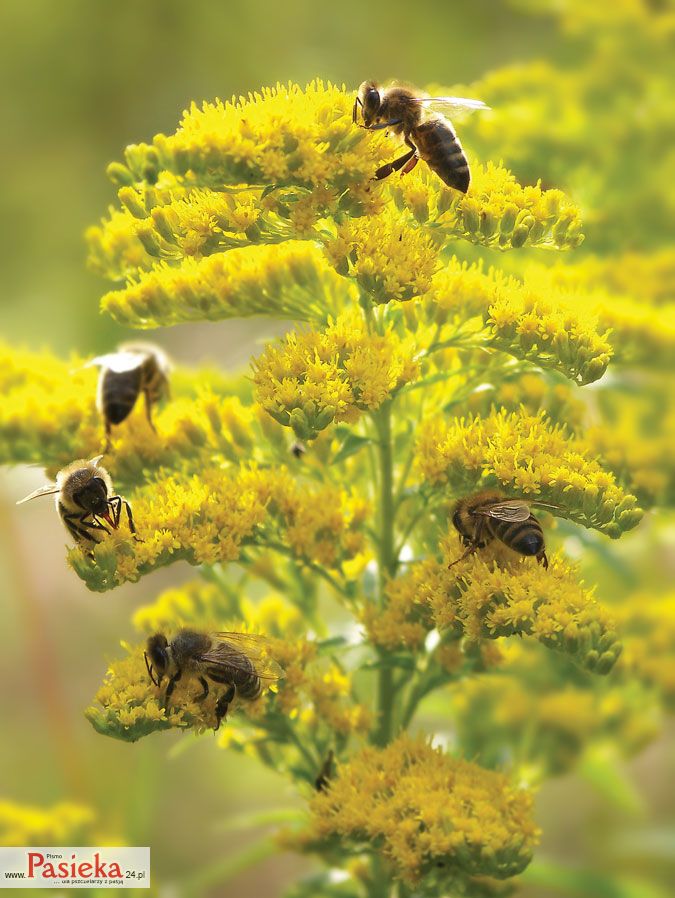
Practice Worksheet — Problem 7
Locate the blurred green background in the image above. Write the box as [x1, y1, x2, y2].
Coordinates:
[0, 1, 673, 897]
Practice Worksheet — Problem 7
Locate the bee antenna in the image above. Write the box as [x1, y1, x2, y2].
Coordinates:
[144, 651, 159, 687]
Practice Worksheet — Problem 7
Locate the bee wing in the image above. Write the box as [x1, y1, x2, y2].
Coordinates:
[411, 96, 490, 115]
[205, 633, 285, 680]
[86, 351, 146, 373]
[476, 500, 532, 522]
[16, 483, 59, 505]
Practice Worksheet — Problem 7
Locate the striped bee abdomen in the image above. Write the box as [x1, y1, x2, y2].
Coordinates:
[413, 118, 471, 194]
[487, 516, 545, 557]
[207, 650, 261, 701]
[100, 367, 142, 425]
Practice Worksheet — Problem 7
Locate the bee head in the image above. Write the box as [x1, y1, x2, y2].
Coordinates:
[73, 476, 111, 520]
[145, 634, 170, 685]
[358, 81, 382, 127]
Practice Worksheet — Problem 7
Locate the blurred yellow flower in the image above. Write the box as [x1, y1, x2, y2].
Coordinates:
[297, 735, 539, 883]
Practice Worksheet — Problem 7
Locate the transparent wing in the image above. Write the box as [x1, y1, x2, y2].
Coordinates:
[86, 351, 146, 374]
[410, 96, 490, 115]
[476, 500, 532, 522]
[16, 483, 59, 505]
[204, 632, 285, 680]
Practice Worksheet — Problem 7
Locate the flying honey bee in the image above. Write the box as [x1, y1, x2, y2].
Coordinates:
[449, 490, 558, 569]
[87, 342, 171, 450]
[16, 455, 139, 552]
[353, 81, 489, 193]
[144, 629, 284, 730]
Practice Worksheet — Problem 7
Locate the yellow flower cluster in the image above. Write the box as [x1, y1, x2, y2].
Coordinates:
[324, 207, 439, 304]
[466, 373, 586, 431]
[0, 342, 258, 489]
[361, 575, 433, 652]
[0, 799, 94, 846]
[270, 639, 372, 737]
[101, 240, 349, 328]
[617, 593, 675, 708]
[299, 736, 539, 883]
[87, 186, 281, 280]
[421, 257, 612, 384]
[546, 250, 675, 307]
[522, 262, 675, 369]
[89, 629, 370, 743]
[390, 160, 583, 250]
[415, 409, 642, 536]
[87, 647, 191, 741]
[112, 80, 390, 195]
[461, 30, 675, 251]
[373, 553, 621, 673]
[0, 342, 99, 470]
[452, 668, 660, 778]
[71, 466, 368, 591]
[584, 397, 675, 506]
[253, 311, 420, 439]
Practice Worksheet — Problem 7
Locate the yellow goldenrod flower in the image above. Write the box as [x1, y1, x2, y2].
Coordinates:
[324, 207, 439, 304]
[87, 187, 279, 281]
[101, 240, 350, 328]
[253, 310, 420, 438]
[394, 551, 621, 673]
[452, 666, 660, 778]
[112, 80, 391, 196]
[420, 257, 612, 384]
[70, 466, 368, 591]
[0, 800, 94, 847]
[617, 593, 675, 708]
[522, 262, 675, 369]
[390, 160, 584, 250]
[89, 634, 370, 742]
[415, 409, 642, 537]
[296, 735, 539, 883]
[0, 342, 257, 489]
[361, 575, 433, 652]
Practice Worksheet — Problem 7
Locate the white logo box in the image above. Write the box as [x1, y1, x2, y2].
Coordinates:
[0, 847, 150, 888]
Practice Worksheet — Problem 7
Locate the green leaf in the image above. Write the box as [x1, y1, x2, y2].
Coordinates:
[331, 432, 373, 465]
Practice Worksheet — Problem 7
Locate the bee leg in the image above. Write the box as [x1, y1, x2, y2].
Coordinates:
[143, 390, 157, 433]
[352, 96, 362, 124]
[400, 155, 419, 177]
[108, 496, 122, 528]
[364, 119, 403, 131]
[195, 676, 210, 702]
[537, 550, 549, 570]
[103, 420, 112, 453]
[374, 136, 418, 181]
[163, 668, 183, 710]
[214, 683, 236, 731]
[64, 511, 111, 538]
[448, 518, 486, 568]
[375, 148, 417, 181]
[110, 496, 143, 542]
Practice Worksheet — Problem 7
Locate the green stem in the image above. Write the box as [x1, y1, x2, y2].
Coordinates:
[373, 401, 397, 746]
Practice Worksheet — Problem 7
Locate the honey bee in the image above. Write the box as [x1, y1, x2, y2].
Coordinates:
[16, 455, 139, 552]
[144, 629, 284, 730]
[88, 342, 171, 450]
[353, 81, 489, 193]
[449, 490, 558, 569]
